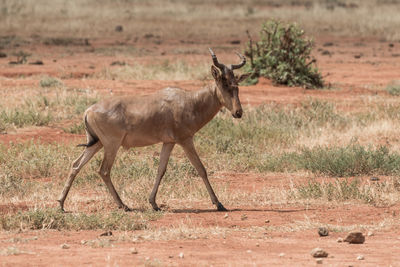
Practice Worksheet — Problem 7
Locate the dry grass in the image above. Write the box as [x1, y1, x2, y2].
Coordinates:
[3, 87, 400, 219]
[0, 85, 98, 132]
[265, 215, 400, 233]
[2, 76, 400, 232]
[1, 0, 400, 41]
[93, 61, 210, 81]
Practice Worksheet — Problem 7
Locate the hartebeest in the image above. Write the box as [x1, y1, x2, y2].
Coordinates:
[58, 49, 250, 212]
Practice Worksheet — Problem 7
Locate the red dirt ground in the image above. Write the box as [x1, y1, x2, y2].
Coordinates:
[1, 35, 400, 266]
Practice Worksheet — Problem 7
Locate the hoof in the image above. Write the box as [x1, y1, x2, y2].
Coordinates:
[57, 200, 65, 213]
[150, 200, 161, 211]
[121, 205, 133, 212]
[217, 202, 228, 212]
[152, 206, 161, 212]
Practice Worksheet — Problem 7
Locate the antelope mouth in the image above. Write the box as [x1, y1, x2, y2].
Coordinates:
[232, 110, 243, 119]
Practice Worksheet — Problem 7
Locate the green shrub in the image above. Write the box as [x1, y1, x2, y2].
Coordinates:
[0, 108, 52, 129]
[294, 179, 375, 203]
[255, 144, 400, 176]
[385, 82, 400, 96]
[39, 76, 63, 87]
[299, 144, 400, 177]
[63, 122, 85, 134]
[0, 170, 30, 197]
[244, 20, 324, 89]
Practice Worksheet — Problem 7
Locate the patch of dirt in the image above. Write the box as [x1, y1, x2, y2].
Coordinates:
[0, 206, 399, 266]
[1, 173, 399, 266]
[0, 126, 84, 145]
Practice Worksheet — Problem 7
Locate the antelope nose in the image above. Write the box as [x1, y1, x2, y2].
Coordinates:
[235, 110, 242, 118]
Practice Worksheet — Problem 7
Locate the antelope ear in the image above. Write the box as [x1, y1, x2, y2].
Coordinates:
[211, 65, 221, 81]
[236, 73, 251, 83]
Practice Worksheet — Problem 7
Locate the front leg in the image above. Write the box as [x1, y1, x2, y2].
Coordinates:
[149, 143, 175, 211]
[180, 138, 227, 211]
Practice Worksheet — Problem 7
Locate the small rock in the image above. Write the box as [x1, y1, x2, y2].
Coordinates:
[310, 248, 328, 258]
[241, 214, 248, 220]
[246, 250, 252, 253]
[224, 213, 228, 219]
[29, 60, 43, 65]
[265, 219, 270, 223]
[279, 253, 285, 257]
[179, 252, 184, 259]
[230, 40, 241, 45]
[367, 231, 374, 237]
[80, 240, 87, 245]
[110, 61, 126, 66]
[145, 257, 150, 261]
[144, 33, 154, 39]
[357, 255, 364, 260]
[316, 259, 323, 264]
[321, 50, 331, 56]
[100, 231, 112, 237]
[344, 232, 365, 244]
[323, 42, 334, 47]
[115, 25, 123, 32]
[168, 255, 173, 258]
[256, 243, 260, 247]
[130, 247, 138, 254]
[337, 237, 343, 243]
[318, 227, 329, 237]
[370, 176, 380, 181]
[61, 243, 70, 249]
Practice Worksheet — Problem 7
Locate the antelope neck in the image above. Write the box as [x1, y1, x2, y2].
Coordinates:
[190, 83, 223, 131]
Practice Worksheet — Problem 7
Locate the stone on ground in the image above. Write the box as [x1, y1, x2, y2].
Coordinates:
[318, 227, 329, 237]
[310, 248, 328, 258]
[344, 232, 365, 244]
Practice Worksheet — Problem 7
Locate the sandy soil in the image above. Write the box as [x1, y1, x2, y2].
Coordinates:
[1, 35, 400, 266]
[1, 201, 399, 266]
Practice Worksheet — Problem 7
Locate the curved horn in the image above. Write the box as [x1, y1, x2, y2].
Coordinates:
[208, 48, 225, 70]
[231, 52, 246, 70]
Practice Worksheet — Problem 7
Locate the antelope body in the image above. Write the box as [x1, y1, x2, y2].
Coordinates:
[58, 49, 249, 212]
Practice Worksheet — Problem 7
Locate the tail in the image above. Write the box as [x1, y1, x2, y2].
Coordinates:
[77, 115, 99, 148]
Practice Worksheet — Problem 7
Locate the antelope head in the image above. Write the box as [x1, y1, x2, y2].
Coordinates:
[209, 48, 250, 119]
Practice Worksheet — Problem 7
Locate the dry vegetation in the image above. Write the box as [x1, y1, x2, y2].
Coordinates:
[1, 0, 400, 265]
[1, 0, 400, 40]
[2, 84, 400, 230]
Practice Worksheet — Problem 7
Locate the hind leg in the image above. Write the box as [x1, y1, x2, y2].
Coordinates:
[58, 142, 102, 211]
[149, 143, 175, 211]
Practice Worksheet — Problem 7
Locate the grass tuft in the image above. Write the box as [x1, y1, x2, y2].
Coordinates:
[299, 144, 400, 177]
[292, 177, 400, 204]
[385, 82, 400, 96]
[0, 208, 160, 231]
[39, 76, 63, 88]
[0, 107, 52, 131]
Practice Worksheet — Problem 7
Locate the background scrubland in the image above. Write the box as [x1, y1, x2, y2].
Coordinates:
[1, 0, 400, 265]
